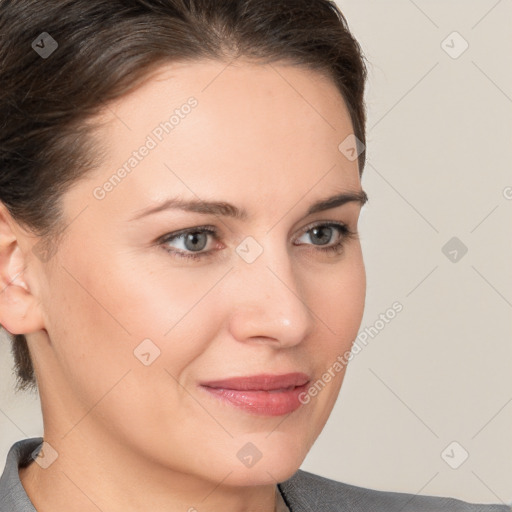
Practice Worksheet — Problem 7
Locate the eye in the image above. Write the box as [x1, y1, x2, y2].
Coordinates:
[158, 222, 357, 261]
[294, 221, 356, 255]
[159, 226, 219, 261]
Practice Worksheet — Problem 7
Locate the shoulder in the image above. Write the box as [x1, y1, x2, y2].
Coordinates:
[0, 437, 43, 512]
[278, 469, 511, 512]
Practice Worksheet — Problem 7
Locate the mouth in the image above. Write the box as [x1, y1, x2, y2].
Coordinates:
[200, 372, 310, 391]
[198, 373, 311, 416]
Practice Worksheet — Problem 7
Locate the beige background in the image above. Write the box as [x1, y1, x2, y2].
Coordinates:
[1, 0, 511, 506]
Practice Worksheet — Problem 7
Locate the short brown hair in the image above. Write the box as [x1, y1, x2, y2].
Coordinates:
[0, 0, 368, 393]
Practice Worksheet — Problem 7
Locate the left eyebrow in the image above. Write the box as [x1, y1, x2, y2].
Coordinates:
[129, 189, 368, 222]
[306, 189, 368, 215]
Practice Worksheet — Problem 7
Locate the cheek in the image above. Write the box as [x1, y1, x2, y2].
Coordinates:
[304, 247, 365, 391]
[42, 247, 220, 411]
[340, 251, 366, 333]
[310, 247, 366, 346]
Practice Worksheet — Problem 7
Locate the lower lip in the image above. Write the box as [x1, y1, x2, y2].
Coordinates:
[199, 383, 310, 416]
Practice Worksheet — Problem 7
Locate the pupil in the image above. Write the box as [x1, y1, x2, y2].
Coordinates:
[185, 232, 207, 251]
[312, 226, 331, 245]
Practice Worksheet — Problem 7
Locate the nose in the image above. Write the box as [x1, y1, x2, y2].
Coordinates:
[227, 242, 314, 349]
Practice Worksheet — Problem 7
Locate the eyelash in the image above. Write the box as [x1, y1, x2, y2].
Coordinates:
[158, 221, 357, 261]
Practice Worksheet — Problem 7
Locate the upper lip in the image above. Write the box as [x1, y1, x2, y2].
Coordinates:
[200, 372, 310, 391]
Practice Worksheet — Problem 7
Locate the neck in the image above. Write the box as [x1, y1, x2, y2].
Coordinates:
[19, 428, 281, 512]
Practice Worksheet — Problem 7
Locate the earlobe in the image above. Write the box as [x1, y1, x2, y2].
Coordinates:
[0, 203, 45, 335]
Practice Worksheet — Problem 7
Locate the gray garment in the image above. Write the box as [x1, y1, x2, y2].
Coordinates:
[1, 437, 510, 512]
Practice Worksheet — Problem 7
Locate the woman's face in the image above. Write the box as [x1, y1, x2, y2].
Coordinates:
[27, 59, 366, 485]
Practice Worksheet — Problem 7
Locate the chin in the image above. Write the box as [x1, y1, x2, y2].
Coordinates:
[216, 443, 307, 487]
[223, 463, 302, 487]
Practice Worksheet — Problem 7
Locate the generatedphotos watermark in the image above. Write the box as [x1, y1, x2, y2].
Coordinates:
[298, 301, 403, 404]
[92, 97, 198, 200]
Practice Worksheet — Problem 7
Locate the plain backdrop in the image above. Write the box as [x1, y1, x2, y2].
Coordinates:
[1, 0, 511, 506]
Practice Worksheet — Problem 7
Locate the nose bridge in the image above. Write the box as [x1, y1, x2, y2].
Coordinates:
[227, 234, 314, 347]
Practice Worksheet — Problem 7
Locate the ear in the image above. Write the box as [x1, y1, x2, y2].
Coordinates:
[0, 202, 45, 335]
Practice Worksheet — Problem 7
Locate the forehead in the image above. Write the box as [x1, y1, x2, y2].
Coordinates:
[67, 59, 361, 220]
[103, 57, 350, 122]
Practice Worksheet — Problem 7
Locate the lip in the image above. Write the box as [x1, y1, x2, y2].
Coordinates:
[199, 373, 311, 416]
[200, 372, 310, 391]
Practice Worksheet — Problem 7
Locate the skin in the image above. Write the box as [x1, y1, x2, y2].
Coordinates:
[0, 58, 367, 512]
